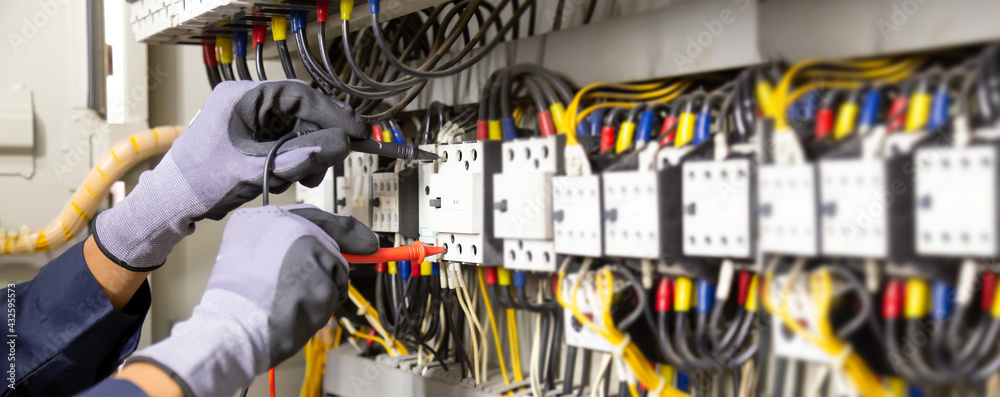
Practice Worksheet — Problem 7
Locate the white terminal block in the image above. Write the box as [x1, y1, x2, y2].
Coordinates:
[493, 136, 561, 271]
[915, 145, 1000, 257]
[553, 175, 604, 257]
[418, 144, 439, 246]
[370, 173, 399, 233]
[602, 171, 662, 259]
[295, 168, 335, 213]
[428, 141, 502, 265]
[335, 152, 376, 227]
[819, 159, 912, 259]
[758, 164, 820, 256]
[561, 274, 613, 353]
[681, 159, 755, 259]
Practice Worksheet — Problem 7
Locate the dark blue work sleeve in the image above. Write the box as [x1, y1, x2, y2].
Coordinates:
[75, 379, 149, 397]
[2, 240, 151, 397]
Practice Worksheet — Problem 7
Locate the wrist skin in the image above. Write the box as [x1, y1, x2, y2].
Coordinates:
[116, 363, 184, 397]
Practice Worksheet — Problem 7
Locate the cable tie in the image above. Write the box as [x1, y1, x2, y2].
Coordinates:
[650, 378, 666, 397]
[355, 301, 371, 317]
[610, 334, 632, 359]
[830, 344, 853, 370]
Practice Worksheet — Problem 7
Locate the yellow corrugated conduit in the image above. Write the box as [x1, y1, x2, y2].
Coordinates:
[1, 126, 185, 255]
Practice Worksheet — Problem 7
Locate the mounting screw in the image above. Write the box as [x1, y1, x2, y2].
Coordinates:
[495, 199, 508, 212]
[429, 198, 442, 208]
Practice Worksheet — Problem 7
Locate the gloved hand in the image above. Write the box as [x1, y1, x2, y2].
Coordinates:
[129, 204, 378, 397]
[94, 80, 366, 270]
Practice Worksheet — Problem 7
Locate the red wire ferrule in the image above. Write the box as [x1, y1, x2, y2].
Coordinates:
[251, 25, 267, 48]
[375, 262, 387, 273]
[201, 41, 218, 67]
[538, 111, 556, 137]
[814, 108, 834, 139]
[883, 280, 904, 319]
[656, 278, 673, 312]
[736, 271, 751, 306]
[484, 267, 498, 285]
[982, 272, 997, 311]
[476, 120, 489, 140]
[316, 1, 329, 22]
[600, 126, 616, 152]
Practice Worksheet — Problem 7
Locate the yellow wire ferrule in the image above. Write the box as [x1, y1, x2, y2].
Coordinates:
[904, 279, 928, 319]
[745, 275, 760, 312]
[549, 103, 568, 134]
[675, 277, 693, 312]
[387, 261, 397, 275]
[216, 37, 233, 64]
[657, 364, 674, 388]
[421, 261, 432, 276]
[497, 267, 511, 286]
[833, 101, 858, 140]
[381, 129, 393, 143]
[615, 121, 636, 153]
[674, 112, 697, 147]
[756, 80, 777, 118]
[270, 16, 288, 41]
[488, 120, 502, 140]
[340, 0, 353, 21]
[906, 91, 931, 133]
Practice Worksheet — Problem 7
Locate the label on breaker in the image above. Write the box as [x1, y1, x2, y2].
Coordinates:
[351, 195, 365, 208]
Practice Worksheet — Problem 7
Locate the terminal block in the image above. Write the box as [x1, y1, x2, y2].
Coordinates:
[915, 144, 1000, 257]
[818, 157, 914, 260]
[602, 166, 682, 260]
[552, 175, 604, 257]
[758, 164, 820, 256]
[492, 136, 563, 271]
[427, 141, 503, 265]
[681, 158, 756, 259]
[335, 152, 376, 227]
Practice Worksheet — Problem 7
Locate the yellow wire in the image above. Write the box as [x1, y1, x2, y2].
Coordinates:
[479, 269, 511, 385]
[762, 268, 887, 396]
[348, 284, 408, 355]
[351, 331, 396, 356]
[507, 308, 524, 381]
[563, 80, 687, 146]
[556, 266, 688, 397]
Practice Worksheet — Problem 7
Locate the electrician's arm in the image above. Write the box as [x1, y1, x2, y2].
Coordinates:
[84, 236, 150, 311]
[2, 240, 151, 397]
[73, 364, 180, 397]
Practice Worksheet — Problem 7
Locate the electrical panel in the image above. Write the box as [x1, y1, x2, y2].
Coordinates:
[758, 164, 820, 257]
[914, 144, 1000, 257]
[818, 158, 914, 260]
[681, 159, 756, 259]
[552, 175, 604, 257]
[427, 141, 503, 265]
[493, 136, 562, 271]
[335, 152, 376, 227]
[602, 166, 682, 260]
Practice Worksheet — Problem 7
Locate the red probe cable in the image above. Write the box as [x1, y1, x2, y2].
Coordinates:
[341, 241, 446, 264]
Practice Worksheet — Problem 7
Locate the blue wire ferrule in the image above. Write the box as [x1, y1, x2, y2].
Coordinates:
[693, 112, 711, 145]
[677, 372, 689, 392]
[399, 261, 411, 281]
[590, 109, 605, 136]
[290, 11, 306, 33]
[512, 270, 527, 288]
[858, 88, 882, 130]
[501, 117, 518, 141]
[931, 281, 952, 321]
[929, 91, 950, 130]
[370, 0, 381, 15]
[390, 122, 405, 144]
[233, 31, 248, 57]
[431, 262, 440, 275]
[636, 109, 655, 143]
[695, 279, 714, 314]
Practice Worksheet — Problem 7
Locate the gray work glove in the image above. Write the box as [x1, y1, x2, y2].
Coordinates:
[129, 204, 378, 397]
[93, 80, 366, 270]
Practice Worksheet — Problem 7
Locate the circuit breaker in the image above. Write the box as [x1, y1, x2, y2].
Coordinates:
[818, 158, 914, 260]
[335, 152, 376, 227]
[418, 144, 439, 246]
[295, 168, 336, 213]
[370, 173, 399, 233]
[493, 136, 562, 271]
[914, 144, 1000, 257]
[427, 141, 503, 265]
[758, 164, 820, 256]
[561, 273, 613, 353]
[602, 166, 682, 260]
[552, 175, 604, 257]
[681, 158, 756, 259]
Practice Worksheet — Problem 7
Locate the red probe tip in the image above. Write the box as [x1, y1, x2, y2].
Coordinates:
[341, 241, 446, 264]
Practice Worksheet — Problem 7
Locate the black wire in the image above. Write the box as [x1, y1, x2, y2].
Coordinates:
[275, 40, 297, 79]
[205, 65, 221, 89]
[261, 131, 308, 206]
[220, 64, 235, 81]
[255, 45, 268, 81]
[234, 56, 253, 80]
